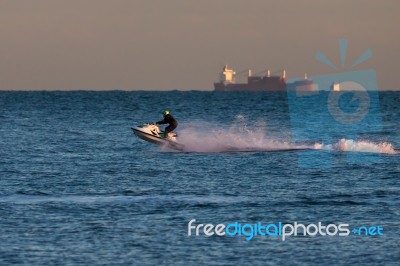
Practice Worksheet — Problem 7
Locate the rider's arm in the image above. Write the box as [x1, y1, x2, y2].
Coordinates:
[155, 118, 166, 125]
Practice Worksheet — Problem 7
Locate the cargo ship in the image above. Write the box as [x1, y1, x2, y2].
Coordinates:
[286, 73, 315, 92]
[214, 65, 287, 92]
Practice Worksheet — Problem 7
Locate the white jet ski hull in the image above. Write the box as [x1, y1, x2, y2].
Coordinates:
[131, 124, 184, 151]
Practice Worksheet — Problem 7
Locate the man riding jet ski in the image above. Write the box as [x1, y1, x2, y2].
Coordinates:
[154, 110, 178, 139]
[131, 109, 183, 150]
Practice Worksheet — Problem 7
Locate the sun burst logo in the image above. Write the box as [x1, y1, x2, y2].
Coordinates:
[316, 39, 373, 69]
[286, 39, 383, 168]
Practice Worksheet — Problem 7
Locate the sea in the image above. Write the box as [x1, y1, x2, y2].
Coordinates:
[0, 91, 399, 265]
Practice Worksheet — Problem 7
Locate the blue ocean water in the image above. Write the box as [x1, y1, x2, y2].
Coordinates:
[0, 91, 399, 265]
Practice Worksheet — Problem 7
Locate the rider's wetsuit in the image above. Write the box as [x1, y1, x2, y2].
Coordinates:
[156, 114, 178, 138]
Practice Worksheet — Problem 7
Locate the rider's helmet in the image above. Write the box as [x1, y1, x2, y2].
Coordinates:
[162, 110, 170, 116]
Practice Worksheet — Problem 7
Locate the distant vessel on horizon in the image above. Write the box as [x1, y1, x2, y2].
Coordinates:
[213, 65, 287, 92]
[213, 65, 314, 92]
[286, 73, 315, 92]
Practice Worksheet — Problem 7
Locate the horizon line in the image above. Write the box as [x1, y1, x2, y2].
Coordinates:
[0, 88, 399, 92]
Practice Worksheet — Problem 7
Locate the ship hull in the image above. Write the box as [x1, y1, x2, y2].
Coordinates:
[214, 76, 286, 92]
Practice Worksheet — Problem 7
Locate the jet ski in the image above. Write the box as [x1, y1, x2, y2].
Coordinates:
[131, 123, 184, 151]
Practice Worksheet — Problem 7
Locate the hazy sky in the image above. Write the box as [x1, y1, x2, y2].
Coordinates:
[0, 0, 399, 90]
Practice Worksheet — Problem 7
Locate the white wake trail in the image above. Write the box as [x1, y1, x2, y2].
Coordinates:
[318, 139, 397, 154]
[168, 119, 397, 154]
[175, 120, 311, 152]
